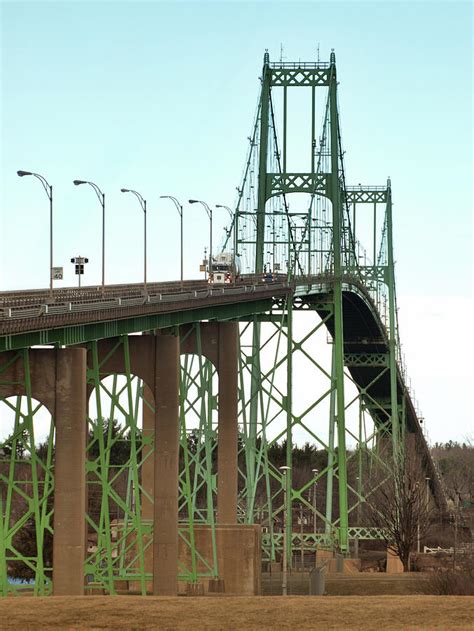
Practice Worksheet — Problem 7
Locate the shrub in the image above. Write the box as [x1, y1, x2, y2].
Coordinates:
[427, 558, 474, 595]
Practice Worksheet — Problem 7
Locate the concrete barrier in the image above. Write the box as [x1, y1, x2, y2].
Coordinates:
[386, 548, 404, 573]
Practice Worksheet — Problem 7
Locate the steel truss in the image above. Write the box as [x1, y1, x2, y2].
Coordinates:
[0, 350, 54, 595]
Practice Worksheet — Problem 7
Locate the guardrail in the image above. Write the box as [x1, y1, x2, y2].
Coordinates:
[0, 279, 208, 308]
[0, 282, 289, 322]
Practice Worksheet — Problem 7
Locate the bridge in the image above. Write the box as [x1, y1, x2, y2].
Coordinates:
[0, 52, 444, 597]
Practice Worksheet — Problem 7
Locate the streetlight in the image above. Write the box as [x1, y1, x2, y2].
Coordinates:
[355, 475, 361, 558]
[121, 188, 147, 297]
[280, 465, 291, 596]
[189, 200, 212, 279]
[216, 204, 233, 248]
[311, 468, 319, 535]
[160, 196, 183, 286]
[216, 204, 238, 276]
[17, 170, 54, 297]
[216, 204, 232, 220]
[73, 180, 106, 294]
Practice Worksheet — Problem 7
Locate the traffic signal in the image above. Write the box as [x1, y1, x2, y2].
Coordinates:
[71, 256, 89, 275]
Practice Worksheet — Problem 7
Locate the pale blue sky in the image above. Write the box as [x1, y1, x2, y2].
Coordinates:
[0, 0, 472, 442]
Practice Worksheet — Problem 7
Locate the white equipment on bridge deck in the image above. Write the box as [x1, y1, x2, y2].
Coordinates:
[209, 252, 241, 285]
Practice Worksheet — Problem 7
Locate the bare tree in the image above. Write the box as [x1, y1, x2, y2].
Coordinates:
[365, 443, 433, 571]
[431, 439, 473, 508]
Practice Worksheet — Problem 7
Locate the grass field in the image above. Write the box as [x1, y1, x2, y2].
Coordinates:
[1, 595, 473, 630]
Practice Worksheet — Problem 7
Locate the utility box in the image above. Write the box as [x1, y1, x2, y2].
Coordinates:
[309, 565, 326, 595]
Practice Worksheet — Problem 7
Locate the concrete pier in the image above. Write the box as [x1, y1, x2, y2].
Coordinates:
[52, 348, 87, 596]
[141, 383, 155, 522]
[217, 322, 238, 523]
[153, 334, 180, 596]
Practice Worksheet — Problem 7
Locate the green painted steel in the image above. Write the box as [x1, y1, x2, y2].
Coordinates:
[0, 52, 437, 594]
[0, 298, 275, 352]
[0, 351, 54, 595]
[255, 51, 271, 275]
[328, 52, 349, 551]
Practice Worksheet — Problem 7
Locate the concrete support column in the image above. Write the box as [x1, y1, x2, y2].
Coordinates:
[53, 348, 87, 596]
[142, 383, 155, 590]
[153, 334, 180, 596]
[217, 322, 239, 523]
[142, 383, 155, 521]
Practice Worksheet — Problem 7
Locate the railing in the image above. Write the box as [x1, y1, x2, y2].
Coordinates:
[0, 281, 288, 322]
[269, 61, 330, 70]
[0, 279, 207, 308]
[345, 185, 388, 192]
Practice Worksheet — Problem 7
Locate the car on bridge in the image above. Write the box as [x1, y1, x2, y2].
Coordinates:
[262, 264, 277, 283]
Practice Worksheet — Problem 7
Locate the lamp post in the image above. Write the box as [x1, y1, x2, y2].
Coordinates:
[189, 200, 212, 279]
[216, 204, 233, 250]
[216, 204, 238, 277]
[73, 180, 105, 294]
[280, 465, 291, 596]
[423, 476, 431, 556]
[121, 188, 147, 297]
[17, 170, 53, 297]
[216, 204, 232, 220]
[416, 481, 421, 553]
[355, 475, 361, 558]
[311, 468, 319, 535]
[299, 503, 304, 571]
[160, 196, 183, 286]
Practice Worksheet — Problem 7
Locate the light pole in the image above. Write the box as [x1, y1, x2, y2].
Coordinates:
[416, 481, 421, 553]
[216, 204, 238, 277]
[160, 196, 183, 286]
[311, 468, 319, 535]
[17, 170, 53, 297]
[355, 475, 361, 558]
[216, 204, 232, 220]
[121, 188, 147, 297]
[216, 204, 232, 249]
[189, 200, 212, 279]
[280, 465, 291, 596]
[73, 180, 105, 294]
[423, 476, 430, 555]
[299, 503, 304, 571]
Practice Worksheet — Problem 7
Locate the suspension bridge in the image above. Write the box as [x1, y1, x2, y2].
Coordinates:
[0, 51, 445, 597]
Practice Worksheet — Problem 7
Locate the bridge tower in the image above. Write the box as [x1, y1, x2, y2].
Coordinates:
[238, 50, 352, 553]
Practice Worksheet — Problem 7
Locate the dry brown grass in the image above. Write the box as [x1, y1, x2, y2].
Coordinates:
[1, 595, 473, 630]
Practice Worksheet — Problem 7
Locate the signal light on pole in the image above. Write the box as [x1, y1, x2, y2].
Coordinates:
[71, 256, 89, 287]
